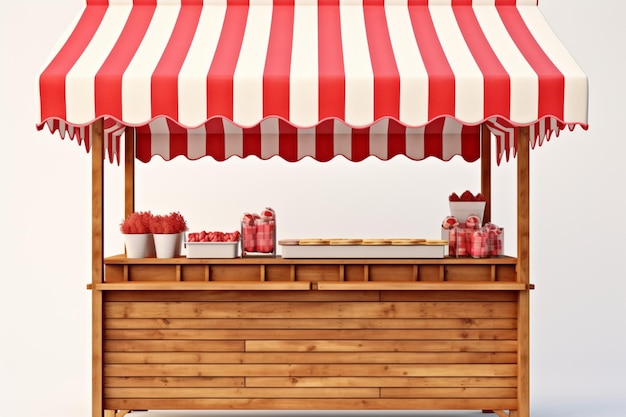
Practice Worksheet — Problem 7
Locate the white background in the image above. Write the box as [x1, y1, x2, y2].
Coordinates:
[1, 1, 625, 416]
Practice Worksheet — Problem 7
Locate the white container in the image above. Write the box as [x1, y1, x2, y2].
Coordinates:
[124, 233, 154, 258]
[449, 201, 486, 225]
[154, 233, 179, 258]
[281, 244, 444, 259]
[185, 242, 239, 258]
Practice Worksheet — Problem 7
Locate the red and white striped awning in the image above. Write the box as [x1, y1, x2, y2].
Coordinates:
[37, 0, 588, 164]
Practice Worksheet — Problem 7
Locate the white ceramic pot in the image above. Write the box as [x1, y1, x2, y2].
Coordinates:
[124, 233, 152, 258]
[153, 233, 179, 258]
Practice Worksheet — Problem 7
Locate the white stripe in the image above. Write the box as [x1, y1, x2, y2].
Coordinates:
[518, 6, 588, 124]
[386, 0, 429, 127]
[260, 118, 280, 159]
[233, 2, 273, 126]
[65, 4, 133, 124]
[297, 127, 317, 160]
[149, 118, 172, 160]
[340, 0, 374, 127]
[290, 0, 319, 127]
[474, 5, 538, 123]
[531, 119, 541, 148]
[222, 119, 243, 158]
[405, 126, 426, 160]
[79, 126, 87, 145]
[187, 124, 208, 160]
[333, 120, 352, 159]
[122, 1, 181, 124]
[178, 0, 227, 127]
[441, 118, 463, 160]
[430, 4, 484, 123]
[369, 119, 389, 160]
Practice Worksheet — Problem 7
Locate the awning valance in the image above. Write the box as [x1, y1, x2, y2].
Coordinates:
[37, 0, 588, 164]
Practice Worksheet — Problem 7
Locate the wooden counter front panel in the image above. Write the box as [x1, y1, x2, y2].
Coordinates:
[102, 290, 518, 410]
[104, 258, 518, 283]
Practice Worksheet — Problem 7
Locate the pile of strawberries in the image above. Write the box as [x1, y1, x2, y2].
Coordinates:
[187, 230, 240, 243]
[449, 190, 486, 202]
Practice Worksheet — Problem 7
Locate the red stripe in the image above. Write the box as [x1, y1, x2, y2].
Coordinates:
[498, 5, 564, 120]
[315, 119, 335, 162]
[166, 119, 189, 159]
[263, 0, 294, 119]
[103, 118, 118, 164]
[242, 124, 262, 157]
[351, 127, 370, 162]
[423, 118, 445, 159]
[452, 2, 511, 120]
[204, 118, 226, 161]
[363, 0, 400, 121]
[151, 4, 203, 119]
[39, 5, 108, 122]
[278, 119, 298, 161]
[207, 0, 249, 121]
[408, 1, 455, 121]
[387, 120, 407, 158]
[460, 124, 481, 162]
[318, 0, 345, 121]
[135, 124, 153, 162]
[95, 3, 156, 121]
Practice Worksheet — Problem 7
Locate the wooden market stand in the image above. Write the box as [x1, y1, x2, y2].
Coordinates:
[86, 122, 533, 417]
[38, 2, 587, 417]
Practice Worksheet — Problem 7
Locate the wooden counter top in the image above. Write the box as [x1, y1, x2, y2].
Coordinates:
[101, 255, 522, 287]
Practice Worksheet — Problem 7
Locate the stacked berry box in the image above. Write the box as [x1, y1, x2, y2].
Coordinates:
[242, 208, 276, 257]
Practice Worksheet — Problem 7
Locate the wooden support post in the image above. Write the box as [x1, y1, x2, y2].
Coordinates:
[91, 119, 104, 417]
[124, 127, 135, 218]
[481, 124, 492, 224]
[517, 126, 531, 417]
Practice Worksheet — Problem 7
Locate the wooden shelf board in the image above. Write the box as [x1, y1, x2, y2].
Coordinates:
[104, 254, 518, 266]
[317, 281, 530, 291]
[90, 281, 311, 291]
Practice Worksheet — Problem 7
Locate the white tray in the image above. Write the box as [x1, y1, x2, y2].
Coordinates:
[185, 242, 239, 258]
[281, 244, 444, 259]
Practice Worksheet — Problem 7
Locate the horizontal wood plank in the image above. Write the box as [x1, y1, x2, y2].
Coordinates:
[104, 363, 517, 378]
[103, 376, 517, 389]
[104, 397, 518, 411]
[104, 376, 244, 388]
[105, 387, 379, 399]
[381, 387, 517, 398]
[96, 281, 311, 291]
[104, 328, 517, 341]
[245, 339, 518, 353]
[104, 351, 517, 365]
[246, 376, 517, 388]
[104, 301, 517, 319]
[318, 282, 527, 291]
[104, 317, 517, 330]
[104, 339, 517, 353]
[104, 340, 244, 352]
[105, 290, 380, 302]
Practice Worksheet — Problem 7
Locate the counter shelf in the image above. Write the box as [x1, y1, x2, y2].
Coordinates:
[103, 254, 520, 285]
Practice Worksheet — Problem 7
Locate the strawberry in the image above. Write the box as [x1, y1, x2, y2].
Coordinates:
[449, 192, 461, 202]
[460, 190, 474, 201]
[474, 193, 486, 201]
[442, 216, 459, 230]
